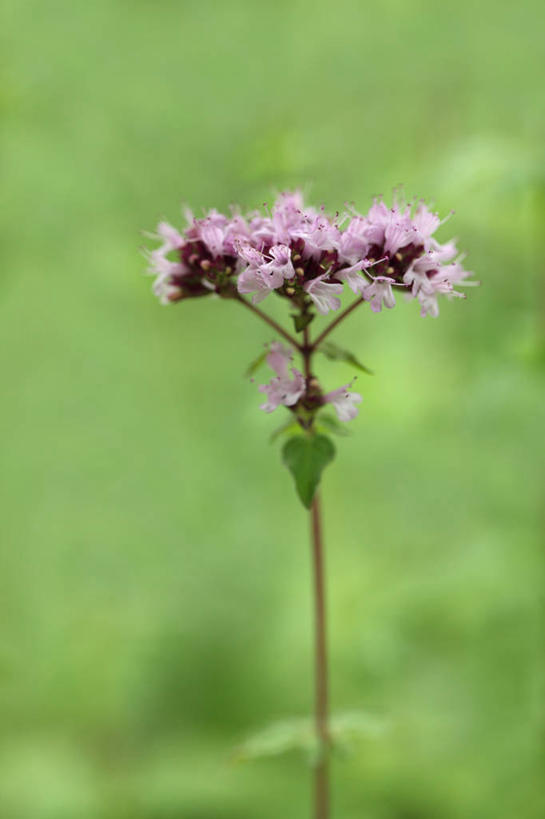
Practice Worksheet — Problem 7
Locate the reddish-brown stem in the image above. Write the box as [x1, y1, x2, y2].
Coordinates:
[311, 296, 365, 350]
[235, 295, 302, 350]
[310, 492, 329, 819]
[239, 295, 331, 818]
[302, 326, 312, 386]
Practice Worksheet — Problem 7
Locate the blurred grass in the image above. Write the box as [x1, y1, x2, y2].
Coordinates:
[1, 0, 544, 817]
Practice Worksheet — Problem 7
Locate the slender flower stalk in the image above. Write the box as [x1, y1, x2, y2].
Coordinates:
[311, 296, 365, 349]
[236, 293, 302, 350]
[144, 190, 476, 819]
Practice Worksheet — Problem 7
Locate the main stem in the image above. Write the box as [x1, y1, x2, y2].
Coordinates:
[303, 332, 330, 819]
[239, 303, 333, 817]
[310, 491, 329, 819]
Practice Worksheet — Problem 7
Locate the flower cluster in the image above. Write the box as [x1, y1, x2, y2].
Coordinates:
[146, 190, 474, 318]
[146, 190, 476, 425]
[258, 343, 363, 422]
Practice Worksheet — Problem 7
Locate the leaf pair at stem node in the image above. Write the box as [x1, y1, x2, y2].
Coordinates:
[282, 433, 336, 508]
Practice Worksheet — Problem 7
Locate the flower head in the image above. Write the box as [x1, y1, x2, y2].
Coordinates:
[323, 381, 363, 422]
[258, 343, 305, 413]
[146, 190, 475, 318]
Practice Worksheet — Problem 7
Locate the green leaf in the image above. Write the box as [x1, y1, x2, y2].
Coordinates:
[231, 717, 315, 763]
[231, 710, 387, 764]
[328, 711, 389, 760]
[282, 434, 335, 508]
[318, 341, 373, 374]
[269, 417, 301, 443]
[292, 312, 314, 333]
[316, 413, 351, 437]
[244, 347, 268, 378]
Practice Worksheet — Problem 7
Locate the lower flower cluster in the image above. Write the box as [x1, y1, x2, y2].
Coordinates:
[259, 343, 362, 423]
[146, 190, 475, 318]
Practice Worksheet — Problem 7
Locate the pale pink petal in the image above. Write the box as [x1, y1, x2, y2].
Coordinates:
[304, 274, 343, 315]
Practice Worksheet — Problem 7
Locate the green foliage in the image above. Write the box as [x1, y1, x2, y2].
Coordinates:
[269, 417, 301, 442]
[292, 312, 314, 333]
[245, 347, 269, 377]
[282, 434, 336, 507]
[232, 711, 387, 764]
[232, 716, 315, 762]
[315, 412, 351, 437]
[318, 341, 374, 374]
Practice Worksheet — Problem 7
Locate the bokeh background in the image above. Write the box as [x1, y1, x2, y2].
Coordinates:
[2, 1, 544, 817]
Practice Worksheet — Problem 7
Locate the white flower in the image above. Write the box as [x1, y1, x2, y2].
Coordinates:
[323, 381, 362, 422]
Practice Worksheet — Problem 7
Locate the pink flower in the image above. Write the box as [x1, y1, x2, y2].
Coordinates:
[415, 278, 464, 318]
[362, 276, 397, 312]
[294, 213, 341, 259]
[236, 243, 272, 303]
[145, 224, 190, 303]
[304, 274, 343, 315]
[266, 342, 293, 378]
[337, 216, 369, 266]
[323, 381, 362, 421]
[335, 260, 371, 295]
[237, 266, 272, 304]
[411, 202, 441, 245]
[185, 209, 249, 258]
[236, 242, 296, 302]
[383, 216, 416, 255]
[258, 343, 305, 413]
[156, 221, 184, 251]
[261, 244, 296, 288]
[404, 251, 474, 317]
[237, 243, 266, 268]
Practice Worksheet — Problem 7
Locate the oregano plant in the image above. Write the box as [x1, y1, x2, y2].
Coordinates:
[144, 190, 476, 819]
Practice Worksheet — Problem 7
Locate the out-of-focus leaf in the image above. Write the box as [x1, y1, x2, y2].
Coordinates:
[232, 717, 315, 762]
[282, 434, 335, 508]
[318, 341, 373, 374]
[330, 710, 388, 754]
[244, 347, 268, 377]
[232, 710, 387, 764]
[316, 413, 351, 437]
[269, 417, 301, 443]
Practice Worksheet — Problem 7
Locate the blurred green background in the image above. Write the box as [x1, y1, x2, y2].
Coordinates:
[1, 1, 544, 817]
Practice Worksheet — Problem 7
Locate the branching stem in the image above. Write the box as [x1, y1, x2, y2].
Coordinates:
[311, 296, 365, 350]
[236, 295, 302, 350]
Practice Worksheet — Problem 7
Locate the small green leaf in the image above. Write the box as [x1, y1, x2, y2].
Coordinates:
[231, 710, 387, 764]
[269, 418, 300, 443]
[318, 341, 373, 374]
[231, 717, 315, 763]
[316, 413, 351, 437]
[330, 710, 389, 757]
[282, 434, 335, 508]
[244, 347, 268, 377]
[292, 312, 314, 333]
